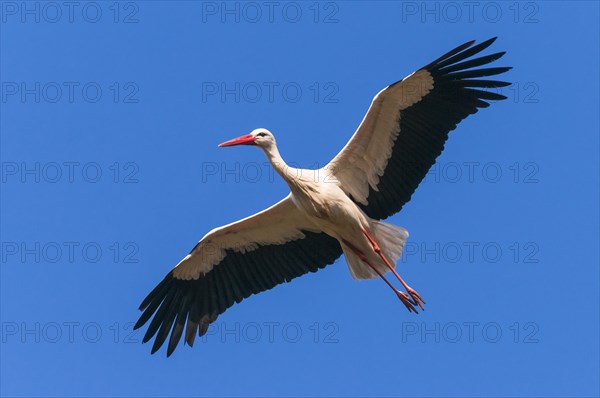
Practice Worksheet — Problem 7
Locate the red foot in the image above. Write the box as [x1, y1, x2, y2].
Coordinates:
[406, 287, 426, 311]
[397, 291, 418, 314]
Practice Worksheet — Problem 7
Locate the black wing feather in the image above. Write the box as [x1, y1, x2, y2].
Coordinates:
[135, 231, 342, 356]
[357, 38, 511, 220]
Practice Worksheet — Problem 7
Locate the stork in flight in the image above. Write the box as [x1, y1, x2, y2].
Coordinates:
[135, 38, 510, 356]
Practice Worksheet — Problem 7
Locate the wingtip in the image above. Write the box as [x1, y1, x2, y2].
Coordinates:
[166, 345, 177, 357]
[480, 37, 499, 50]
[151, 342, 162, 355]
[133, 320, 143, 330]
[463, 37, 498, 48]
[142, 331, 154, 344]
[184, 334, 195, 347]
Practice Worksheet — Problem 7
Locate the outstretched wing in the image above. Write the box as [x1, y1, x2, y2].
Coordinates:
[325, 37, 511, 220]
[134, 195, 342, 356]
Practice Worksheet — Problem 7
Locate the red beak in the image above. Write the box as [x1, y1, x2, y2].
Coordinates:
[218, 134, 256, 147]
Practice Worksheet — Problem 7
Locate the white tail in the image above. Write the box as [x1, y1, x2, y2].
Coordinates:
[343, 220, 409, 280]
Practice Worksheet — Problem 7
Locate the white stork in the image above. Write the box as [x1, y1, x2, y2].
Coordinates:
[135, 38, 511, 356]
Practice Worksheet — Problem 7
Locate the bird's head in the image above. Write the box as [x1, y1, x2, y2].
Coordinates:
[218, 128, 275, 149]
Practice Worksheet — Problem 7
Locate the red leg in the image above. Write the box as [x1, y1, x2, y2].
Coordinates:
[343, 240, 418, 314]
[362, 229, 426, 311]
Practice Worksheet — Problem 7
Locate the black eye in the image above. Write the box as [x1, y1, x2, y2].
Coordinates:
[257, 132, 266, 137]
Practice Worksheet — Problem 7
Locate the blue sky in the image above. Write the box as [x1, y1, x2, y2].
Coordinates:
[1, 1, 599, 397]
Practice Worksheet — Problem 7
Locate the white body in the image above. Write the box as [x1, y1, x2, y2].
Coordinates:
[282, 166, 408, 280]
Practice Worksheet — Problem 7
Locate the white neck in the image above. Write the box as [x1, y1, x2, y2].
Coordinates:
[262, 143, 296, 186]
